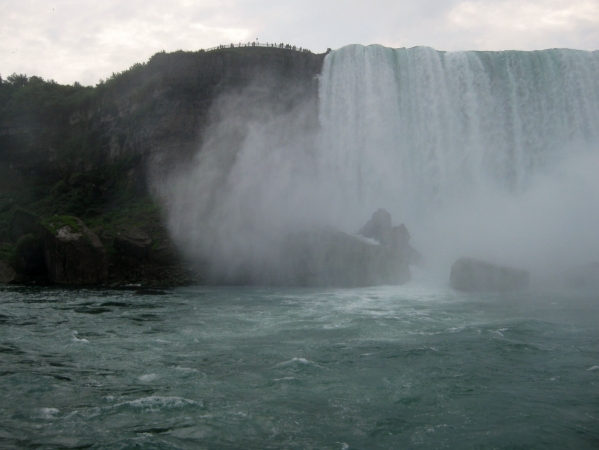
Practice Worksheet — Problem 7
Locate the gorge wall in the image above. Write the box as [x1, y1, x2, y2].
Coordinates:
[0, 47, 325, 285]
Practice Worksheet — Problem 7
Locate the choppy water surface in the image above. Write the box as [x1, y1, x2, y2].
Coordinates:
[1, 284, 598, 449]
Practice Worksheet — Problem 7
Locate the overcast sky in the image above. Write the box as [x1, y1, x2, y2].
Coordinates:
[2, 0, 598, 86]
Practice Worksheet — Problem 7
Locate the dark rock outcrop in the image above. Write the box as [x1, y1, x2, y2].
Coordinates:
[284, 229, 411, 287]
[149, 241, 179, 265]
[114, 227, 152, 260]
[284, 210, 416, 287]
[450, 257, 529, 292]
[0, 260, 18, 284]
[358, 208, 393, 243]
[358, 208, 425, 268]
[41, 217, 108, 284]
[15, 233, 45, 276]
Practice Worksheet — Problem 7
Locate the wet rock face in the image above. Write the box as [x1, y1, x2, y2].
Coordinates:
[450, 257, 529, 292]
[149, 241, 179, 265]
[11, 209, 39, 241]
[0, 260, 18, 284]
[114, 228, 152, 260]
[42, 217, 108, 285]
[15, 234, 45, 276]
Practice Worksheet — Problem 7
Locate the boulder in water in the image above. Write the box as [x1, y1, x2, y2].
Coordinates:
[284, 229, 411, 287]
[41, 216, 108, 284]
[358, 208, 393, 244]
[450, 257, 529, 292]
[358, 209, 424, 268]
[284, 210, 416, 287]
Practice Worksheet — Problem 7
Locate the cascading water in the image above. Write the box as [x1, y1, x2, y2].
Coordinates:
[318, 44, 599, 226]
[316, 45, 599, 280]
[164, 44, 599, 283]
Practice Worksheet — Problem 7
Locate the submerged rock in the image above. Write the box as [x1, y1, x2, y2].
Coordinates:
[450, 257, 529, 292]
[41, 216, 108, 284]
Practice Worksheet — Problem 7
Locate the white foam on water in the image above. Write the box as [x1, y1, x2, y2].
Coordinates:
[173, 366, 200, 373]
[273, 357, 324, 370]
[70, 330, 89, 343]
[38, 408, 59, 419]
[114, 396, 202, 411]
[138, 374, 158, 382]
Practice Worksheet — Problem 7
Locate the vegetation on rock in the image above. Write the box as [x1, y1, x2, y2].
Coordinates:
[0, 46, 326, 285]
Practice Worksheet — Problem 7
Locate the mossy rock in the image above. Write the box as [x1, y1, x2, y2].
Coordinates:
[40, 216, 84, 236]
[41, 216, 108, 284]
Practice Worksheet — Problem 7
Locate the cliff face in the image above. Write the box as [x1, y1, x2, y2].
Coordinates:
[0, 47, 326, 285]
[1, 47, 324, 178]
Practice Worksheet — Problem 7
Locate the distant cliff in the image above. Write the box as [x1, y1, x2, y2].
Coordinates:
[0, 47, 326, 286]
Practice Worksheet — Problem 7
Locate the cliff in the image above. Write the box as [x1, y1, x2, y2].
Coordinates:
[0, 47, 326, 285]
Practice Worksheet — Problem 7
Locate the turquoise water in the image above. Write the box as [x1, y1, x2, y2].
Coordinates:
[1, 284, 598, 449]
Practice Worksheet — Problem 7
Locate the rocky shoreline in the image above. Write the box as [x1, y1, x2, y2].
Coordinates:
[1, 209, 201, 287]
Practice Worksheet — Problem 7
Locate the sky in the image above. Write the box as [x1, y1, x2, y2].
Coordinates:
[1, 0, 598, 86]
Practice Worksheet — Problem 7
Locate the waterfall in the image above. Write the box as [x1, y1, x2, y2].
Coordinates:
[318, 45, 599, 228]
[163, 44, 599, 283]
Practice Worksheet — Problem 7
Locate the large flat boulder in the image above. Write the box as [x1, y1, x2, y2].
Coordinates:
[282, 209, 418, 287]
[284, 228, 411, 287]
[41, 216, 108, 284]
[450, 257, 529, 292]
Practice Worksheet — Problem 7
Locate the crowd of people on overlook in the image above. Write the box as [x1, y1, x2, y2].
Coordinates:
[209, 42, 312, 53]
